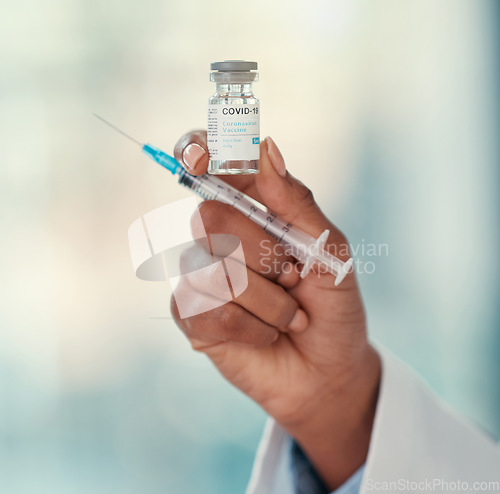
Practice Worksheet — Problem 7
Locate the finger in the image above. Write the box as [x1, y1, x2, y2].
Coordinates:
[275, 261, 302, 289]
[191, 200, 300, 284]
[170, 282, 278, 349]
[173, 130, 210, 175]
[173, 130, 266, 202]
[179, 247, 308, 332]
[256, 137, 350, 260]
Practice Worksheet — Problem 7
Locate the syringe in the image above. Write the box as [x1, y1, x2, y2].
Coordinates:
[94, 115, 353, 285]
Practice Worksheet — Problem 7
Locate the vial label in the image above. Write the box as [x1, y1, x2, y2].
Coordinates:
[207, 103, 260, 161]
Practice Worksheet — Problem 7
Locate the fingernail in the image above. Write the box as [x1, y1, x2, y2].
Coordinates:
[287, 308, 308, 332]
[266, 137, 287, 177]
[183, 143, 206, 170]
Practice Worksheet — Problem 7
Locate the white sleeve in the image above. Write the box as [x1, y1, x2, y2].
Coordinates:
[361, 349, 500, 492]
[245, 419, 294, 494]
[246, 349, 500, 494]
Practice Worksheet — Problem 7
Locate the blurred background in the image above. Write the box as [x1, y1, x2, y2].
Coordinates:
[1, 0, 499, 492]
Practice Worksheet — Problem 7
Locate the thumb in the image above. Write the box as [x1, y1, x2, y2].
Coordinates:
[255, 137, 331, 238]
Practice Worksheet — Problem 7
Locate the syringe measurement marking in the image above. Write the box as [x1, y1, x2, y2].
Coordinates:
[214, 183, 225, 202]
[262, 213, 275, 234]
[247, 204, 258, 219]
[280, 224, 291, 243]
[194, 180, 288, 244]
[232, 192, 244, 208]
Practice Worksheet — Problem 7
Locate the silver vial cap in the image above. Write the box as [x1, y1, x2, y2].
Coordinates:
[210, 60, 258, 72]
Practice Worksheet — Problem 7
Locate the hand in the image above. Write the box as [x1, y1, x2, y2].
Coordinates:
[171, 131, 381, 489]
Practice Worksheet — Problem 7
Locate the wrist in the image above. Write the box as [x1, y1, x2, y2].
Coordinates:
[283, 345, 381, 490]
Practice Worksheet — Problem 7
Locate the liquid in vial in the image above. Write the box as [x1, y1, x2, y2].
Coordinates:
[207, 60, 260, 175]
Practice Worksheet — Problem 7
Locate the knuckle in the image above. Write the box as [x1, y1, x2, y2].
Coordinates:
[190, 207, 207, 239]
[222, 257, 248, 298]
[171, 291, 205, 337]
[182, 309, 208, 337]
[220, 255, 243, 274]
[197, 200, 233, 233]
[253, 331, 277, 349]
[294, 180, 315, 206]
[272, 289, 299, 327]
[220, 303, 242, 334]
[206, 261, 231, 298]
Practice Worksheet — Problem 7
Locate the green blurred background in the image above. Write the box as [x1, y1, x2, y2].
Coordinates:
[1, 0, 499, 492]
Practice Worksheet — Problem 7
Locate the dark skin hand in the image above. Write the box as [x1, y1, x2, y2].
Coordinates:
[171, 131, 381, 490]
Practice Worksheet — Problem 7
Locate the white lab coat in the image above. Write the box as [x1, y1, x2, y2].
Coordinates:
[246, 349, 500, 494]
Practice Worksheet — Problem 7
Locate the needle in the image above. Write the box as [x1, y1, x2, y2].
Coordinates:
[92, 113, 144, 147]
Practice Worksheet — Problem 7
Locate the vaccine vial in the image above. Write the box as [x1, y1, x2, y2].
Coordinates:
[208, 60, 260, 175]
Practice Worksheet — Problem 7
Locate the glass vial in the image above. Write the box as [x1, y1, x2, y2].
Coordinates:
[207, 60, 260, 175]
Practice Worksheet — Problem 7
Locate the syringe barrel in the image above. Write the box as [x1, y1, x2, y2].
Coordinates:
[175, 169, 345, 280]
[177, 169, 299, 238]
[176, 168, 312, 252]
[177, 169, 237, 203]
